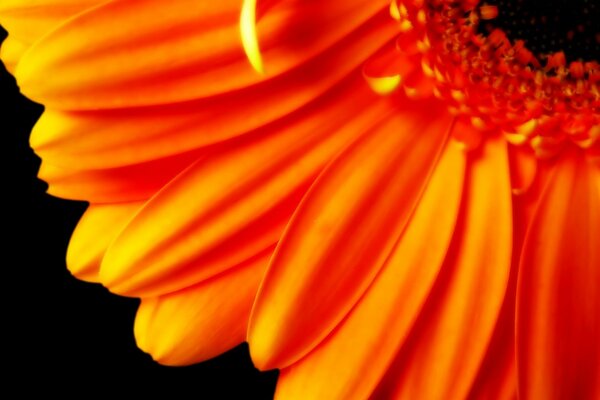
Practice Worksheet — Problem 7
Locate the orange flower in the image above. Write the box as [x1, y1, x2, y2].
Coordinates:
[2, 0, 599, 398]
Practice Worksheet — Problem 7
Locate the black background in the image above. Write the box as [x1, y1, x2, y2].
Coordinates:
[3, 29, 277, 397]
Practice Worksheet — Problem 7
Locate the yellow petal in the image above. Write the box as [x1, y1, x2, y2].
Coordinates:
[135, 251, 269, 366]
[67, 202, 144, 282]
[0, 35, 28, 73]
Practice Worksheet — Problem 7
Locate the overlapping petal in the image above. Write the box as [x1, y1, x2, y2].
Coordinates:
[134, 251, 270, 366]
[517, 150, 600, 399]
[29, 11, 398, 169]
[0, 35, 28, 73]
[0, 0, 101, 43]
[100, 79, 394, 297]
[38, 151, 204, 203]
[372, 136, 513, 399]
[274, 139, 465, 400]
[248, 100, 453, 370]
[2, 0, 596, 397]
[15, 0, 389, 109]
[66, 202, 144, 281]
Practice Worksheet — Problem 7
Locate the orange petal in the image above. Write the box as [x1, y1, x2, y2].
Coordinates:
[30, 14, 398, 169]
[516, 148, 600, 399]
[67, 202, 144, 282]
[467, 300, 517, 400]
[248, 101, 453, 370]
[467, 249, 519, 400]
[0, 0, 100, 43]
[16, 0, 388, 108]
[373, 135, 513, 399]
[275, 140, 465, 400]
[38, 151, 203, 203]
[467, 147, 533, 400]
[100, 83, 392, 297]
[134, 251, 269, 366]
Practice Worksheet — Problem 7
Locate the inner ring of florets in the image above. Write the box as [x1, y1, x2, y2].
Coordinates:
[391, 0, 599, 157]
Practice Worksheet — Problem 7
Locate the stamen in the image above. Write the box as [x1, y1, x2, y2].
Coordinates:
[240, 0, 265, 74]
[381, 0, 600, 157]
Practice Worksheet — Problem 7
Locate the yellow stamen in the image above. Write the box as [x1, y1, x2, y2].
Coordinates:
[240, 0, 264, 74]
[365, 74, 402, 95]
[389, 0, 401, 21]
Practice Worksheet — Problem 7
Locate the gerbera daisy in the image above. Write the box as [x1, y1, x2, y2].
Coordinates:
[2, 0, 598, 398]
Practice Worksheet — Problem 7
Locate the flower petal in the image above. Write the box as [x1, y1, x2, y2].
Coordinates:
[372, 135, 513, 399]
[16, 0, 389, 109]
[274, 139, 465, 400]
[516, 149, 600, 399]
[467, 301, 517, 400]
[29, 13, 398, 169]
[248, 100, 453, 370]
[0, 35, 28, 73]
[134, 251, 269, 366]
[100, 82, 392, 297]
[0, 0, 100, 43]
[67, 202, 144, 282]
[39, 151, 203, 203]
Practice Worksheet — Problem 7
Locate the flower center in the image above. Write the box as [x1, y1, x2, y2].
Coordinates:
[382, 0, 599, 157]
[478, 0, 600, 64]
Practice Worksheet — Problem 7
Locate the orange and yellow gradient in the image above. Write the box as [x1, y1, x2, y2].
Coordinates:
[1, 0, 598, 398]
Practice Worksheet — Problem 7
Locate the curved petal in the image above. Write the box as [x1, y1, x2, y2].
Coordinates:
[516, 149, 600, 400]
[30, 13, 398, 169]
[466, 249, 519, 400]
[373, 135, 513, 400]
[0, 0, 101, 43]
[39, 151, 203, 203]
[16, 0, 389, 108]
[275, 140, 465, 400]
[466, 149, 536, 400]
[466, 292, 517, 400]
[0, 35, 28, 73]
[248, 100, 453, 370]
[100, 83, 393, 297]
[134, 251, 270, 366]
[67, 202, 144, 282]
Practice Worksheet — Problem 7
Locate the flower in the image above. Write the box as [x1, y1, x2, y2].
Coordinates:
[2, 0, 599, 398]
